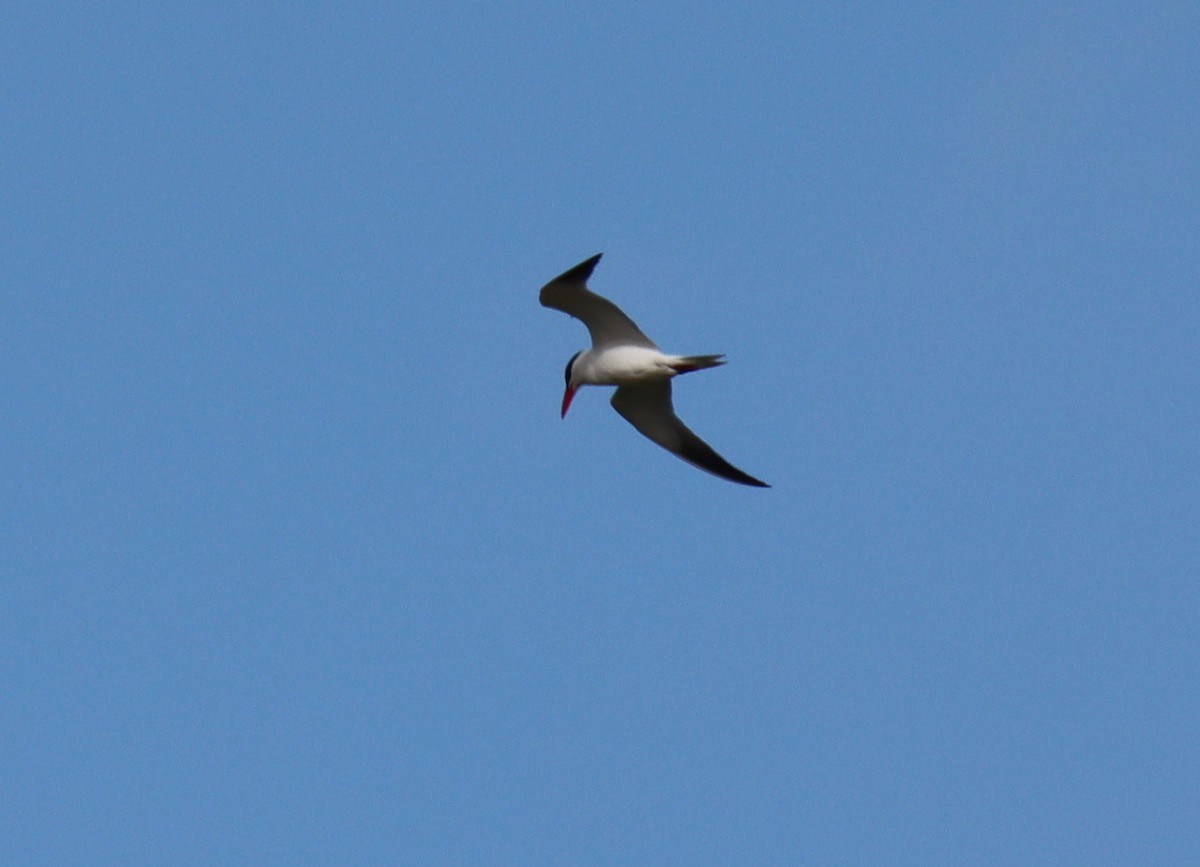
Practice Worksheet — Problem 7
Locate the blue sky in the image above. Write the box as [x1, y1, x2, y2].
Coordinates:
[3, 2, 1198, 863]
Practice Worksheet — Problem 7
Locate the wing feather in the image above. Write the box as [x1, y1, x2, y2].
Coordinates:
[538, 254, 657, 349]
[610, 381, 769, 487]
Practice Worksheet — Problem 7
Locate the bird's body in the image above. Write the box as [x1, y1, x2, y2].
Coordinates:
[568, 346, 724, 386]
[539, 254, 769, 488]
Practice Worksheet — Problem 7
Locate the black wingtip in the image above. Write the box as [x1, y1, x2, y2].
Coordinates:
[729, 471, 771, 488]
[549, 253, 603, 286]
[676, 439, 771, 487]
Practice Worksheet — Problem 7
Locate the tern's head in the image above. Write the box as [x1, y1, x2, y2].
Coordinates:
[560, 350, 584, 418]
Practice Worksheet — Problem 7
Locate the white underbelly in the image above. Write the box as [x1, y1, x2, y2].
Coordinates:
[581, 346, 672, 385]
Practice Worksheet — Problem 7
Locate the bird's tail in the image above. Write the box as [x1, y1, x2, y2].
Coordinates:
[669, 354, 726, 375]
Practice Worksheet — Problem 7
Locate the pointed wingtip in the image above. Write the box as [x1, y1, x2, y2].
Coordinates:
[725, 470, 771, 488]
[548, 253, 603, 286]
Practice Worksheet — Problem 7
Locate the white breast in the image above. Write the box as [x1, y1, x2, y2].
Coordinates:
[577, 346, 674, 385]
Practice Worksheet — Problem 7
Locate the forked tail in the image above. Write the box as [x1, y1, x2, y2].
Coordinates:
[670, 354, 726, 375]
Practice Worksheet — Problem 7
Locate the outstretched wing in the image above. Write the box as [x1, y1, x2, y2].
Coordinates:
[610, 380, 769, 487]
[538, 254, 658, 350]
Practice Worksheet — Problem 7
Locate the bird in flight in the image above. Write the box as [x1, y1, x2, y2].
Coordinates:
[539, 254, 769, 488]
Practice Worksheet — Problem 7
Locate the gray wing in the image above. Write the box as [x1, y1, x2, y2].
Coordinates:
[538, 254, 658, 349]
[610, 380, 770, 487]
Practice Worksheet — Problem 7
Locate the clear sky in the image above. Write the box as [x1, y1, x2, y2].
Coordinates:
[3, 2, 1198, 864]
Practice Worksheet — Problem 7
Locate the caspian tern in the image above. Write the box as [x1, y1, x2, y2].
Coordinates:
[539, 254, 770, 488]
